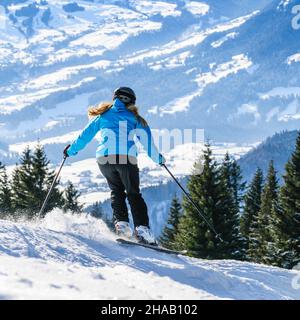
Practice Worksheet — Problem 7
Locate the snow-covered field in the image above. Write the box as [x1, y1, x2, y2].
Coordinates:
[1, 0, 299, 156]
[0, 0, 270, 146]
[0, 211, 299, 300]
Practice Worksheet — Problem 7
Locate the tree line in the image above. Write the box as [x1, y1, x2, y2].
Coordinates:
[1, 135, 299, 270]
[160, 133, 300, 269]
[0, 144, 82, 220]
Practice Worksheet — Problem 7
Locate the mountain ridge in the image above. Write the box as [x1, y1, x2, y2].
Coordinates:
[2, 0, 296, 158]
[238, 129, 300, 182]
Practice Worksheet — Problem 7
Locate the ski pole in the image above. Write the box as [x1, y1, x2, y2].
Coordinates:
[162, 163, 223, 242]
[38, 155, 67, 219]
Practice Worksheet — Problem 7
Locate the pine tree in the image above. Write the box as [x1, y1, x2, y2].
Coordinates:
[230, 158, 246, 212]
[90, 202, 103, 218]
[250, 161, 279, 264]
[160, 194, 182, 249]
[90, 202, 114, 231]
[175, 144, 223, 258]
[269, 199, 290, 268]
[11, 144, 64, 219]
[10, 147, 35, 218]
[240, 168, 264, 260]
[218, 153, 244, 259]
[277, 133, 300, 268]
[0, 162, 12, 218]
[32, 143, 64, 216]
[63, 181, 83, 214]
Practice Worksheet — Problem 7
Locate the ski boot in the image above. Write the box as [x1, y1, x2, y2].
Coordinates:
[115, 221, 133, 239]
[135, 225, 157, 246]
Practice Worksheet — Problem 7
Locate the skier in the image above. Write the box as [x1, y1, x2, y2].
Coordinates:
[63, 87, 165, 245]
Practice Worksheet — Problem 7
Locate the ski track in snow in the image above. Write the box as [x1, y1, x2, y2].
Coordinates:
[0, 211, 299, 300]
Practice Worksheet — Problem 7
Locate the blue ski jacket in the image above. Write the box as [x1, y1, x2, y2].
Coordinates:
[67, 98, 162, 163]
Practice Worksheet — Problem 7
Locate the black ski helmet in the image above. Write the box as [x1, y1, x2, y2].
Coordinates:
[113, 87, 136, 104]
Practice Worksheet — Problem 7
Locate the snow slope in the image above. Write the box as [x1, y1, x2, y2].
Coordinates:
[0, 211, 299, 300]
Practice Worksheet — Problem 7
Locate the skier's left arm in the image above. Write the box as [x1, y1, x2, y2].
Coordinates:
[66, 116, 101, 157]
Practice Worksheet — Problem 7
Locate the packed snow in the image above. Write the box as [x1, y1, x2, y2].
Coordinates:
[277, 99, 300, 122]
[0, 1, 164, 68]
[0, 77, 96, 115]
[0, 8, 257, 118]
[120, 11, 258, 67]
[286, 53, 300, 65]
[9, 130, 82, 153]
[130, 0, 181, 17]
[260, 87, 300, 100]
[160, 54, 252, 115]
[0, 211, 299, 300]
[184, 1, 210, 16]
[235, 104, 261, 125]
[195, 54, 252, 87]
[211, 32, 238, 48]
[278, 0, 293, 9]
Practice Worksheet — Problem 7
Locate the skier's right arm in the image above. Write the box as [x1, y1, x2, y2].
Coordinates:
[135, 121, 165, 165]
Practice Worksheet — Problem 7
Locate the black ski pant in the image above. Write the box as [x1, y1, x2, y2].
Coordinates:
[97, 157, 149, 227]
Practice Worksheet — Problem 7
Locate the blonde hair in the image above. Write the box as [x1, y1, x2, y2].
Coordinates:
[88, 101, 148, 126]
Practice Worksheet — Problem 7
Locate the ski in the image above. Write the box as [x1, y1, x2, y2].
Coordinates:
[116, 238, 187, 255]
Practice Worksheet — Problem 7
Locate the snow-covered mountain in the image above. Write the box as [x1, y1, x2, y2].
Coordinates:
[1, 0, 299, 224]
[0, 210, 299, 299]
[1, 2, 299, 300]
[238, 129, 300, 182]
[2, 0, 294, 163]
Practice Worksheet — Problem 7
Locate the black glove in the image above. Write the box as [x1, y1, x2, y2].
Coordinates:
[158, 154, 166, 166]
[63, 144, 71, 158]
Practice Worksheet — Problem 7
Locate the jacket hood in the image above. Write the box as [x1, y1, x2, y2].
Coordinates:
[112, 98, 126, 111]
